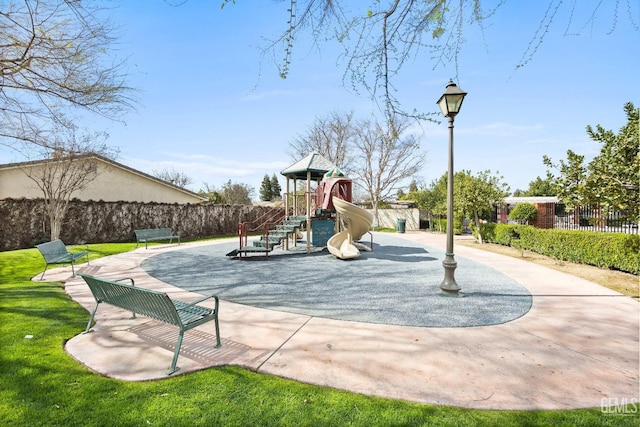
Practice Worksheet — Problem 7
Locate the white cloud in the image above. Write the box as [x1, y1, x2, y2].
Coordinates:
[123, 153, 290, 193]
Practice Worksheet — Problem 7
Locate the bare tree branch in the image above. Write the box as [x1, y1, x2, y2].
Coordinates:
[1, 0, 136, 149]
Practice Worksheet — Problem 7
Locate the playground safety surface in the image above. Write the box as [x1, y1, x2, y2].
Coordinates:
[47, 232, 638, 410]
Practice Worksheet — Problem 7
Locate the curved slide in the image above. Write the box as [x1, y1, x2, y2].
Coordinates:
[327, 197, 374, 259]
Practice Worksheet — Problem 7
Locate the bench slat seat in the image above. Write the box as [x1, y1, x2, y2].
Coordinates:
[79, 273, 220, 375]
[134, 228, 180, 249]
[36, 239, 89, 280]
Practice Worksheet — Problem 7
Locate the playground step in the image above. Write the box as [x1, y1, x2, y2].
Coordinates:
[226, 245, 274, 257]
[229, 215, 306, 259]
[241, 245, 274, 252]
[253, 239, 282, 249]
[283, 216, 306, 226]
[262, 231, 289, 239]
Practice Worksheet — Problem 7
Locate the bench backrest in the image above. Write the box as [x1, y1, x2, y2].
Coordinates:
[79, 274, 182, 326]
[36, 239, 69, 262]
[134, 228, 173, 240]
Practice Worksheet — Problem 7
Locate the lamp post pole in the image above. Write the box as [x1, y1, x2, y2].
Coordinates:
[436, 80, 467, 297]
[440, 113, 459, 296]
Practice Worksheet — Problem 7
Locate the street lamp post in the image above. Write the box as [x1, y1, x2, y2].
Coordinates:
[436, 79, 467, 297]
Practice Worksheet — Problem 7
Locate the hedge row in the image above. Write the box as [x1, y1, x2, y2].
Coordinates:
[0, 198, 278, 251]
[477, 223, 639, 275]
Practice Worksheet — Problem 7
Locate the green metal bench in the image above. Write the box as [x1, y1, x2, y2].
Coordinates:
[35, 239, 89, 280]
[79, 273, 221, 375]
[134, 228, 180, 249]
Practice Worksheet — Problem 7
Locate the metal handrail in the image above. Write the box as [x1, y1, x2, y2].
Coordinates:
[237, 206, 289, 255]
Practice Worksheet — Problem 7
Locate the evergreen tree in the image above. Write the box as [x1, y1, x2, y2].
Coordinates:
[270, 174, 282, 200]
[259, 174, 273, 201]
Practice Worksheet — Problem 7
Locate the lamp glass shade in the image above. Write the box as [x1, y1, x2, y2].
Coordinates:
[437, 80, 467, 117]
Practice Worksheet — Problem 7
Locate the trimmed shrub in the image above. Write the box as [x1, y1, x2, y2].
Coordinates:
[473, 223, 638, 274]
[475, 223, 521, 246]
[494, 224, 522, 246]
[508, 202, 537, 224]
[517, 227, 639, 274]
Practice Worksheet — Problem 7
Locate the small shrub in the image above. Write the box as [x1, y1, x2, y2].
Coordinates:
[509, 203, 537, 224]
[475, 223, 521, 246]
[494, 224, 522, 246]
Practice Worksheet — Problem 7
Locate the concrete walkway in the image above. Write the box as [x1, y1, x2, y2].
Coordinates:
[43, 232, 639, 410]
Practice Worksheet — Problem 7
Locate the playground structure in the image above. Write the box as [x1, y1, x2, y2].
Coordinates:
[229, 152, 373, 259]
[326, 197, 374, 259]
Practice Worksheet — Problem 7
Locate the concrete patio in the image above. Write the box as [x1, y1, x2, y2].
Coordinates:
[40, 232, 639, 410]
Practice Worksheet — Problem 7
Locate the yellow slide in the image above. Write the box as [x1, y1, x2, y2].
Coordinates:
[327, 197, 374, 259]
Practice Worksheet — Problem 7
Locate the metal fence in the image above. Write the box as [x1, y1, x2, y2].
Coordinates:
[551, 204, 638, 234]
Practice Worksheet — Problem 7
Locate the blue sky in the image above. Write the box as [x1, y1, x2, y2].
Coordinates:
[4, 1, 639, 199]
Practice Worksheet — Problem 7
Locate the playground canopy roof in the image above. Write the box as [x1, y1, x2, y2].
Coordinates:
[280, 152, 337, 181]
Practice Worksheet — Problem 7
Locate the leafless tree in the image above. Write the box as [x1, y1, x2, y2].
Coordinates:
[221, 180, 254, 205]
[21, 122, 117, 241]
[352, 116, 425, 226]
[0, 0, 135, 150]
[290, 111, 425, 223]
[152, 167, 194, 189]
[198, 182, 224, 203]
[288, 110, 358, 173]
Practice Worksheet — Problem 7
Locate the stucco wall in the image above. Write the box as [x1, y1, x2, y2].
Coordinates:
[367, 208, 420, 230]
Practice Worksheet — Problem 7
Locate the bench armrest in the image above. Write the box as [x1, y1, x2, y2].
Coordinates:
[176, 294, 219, 310]
[114, 277, 135, 286]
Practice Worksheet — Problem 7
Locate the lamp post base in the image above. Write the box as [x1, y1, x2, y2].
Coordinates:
[439, 255, 461, 297]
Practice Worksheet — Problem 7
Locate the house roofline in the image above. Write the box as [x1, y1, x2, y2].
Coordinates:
[0, 153, 207, 202]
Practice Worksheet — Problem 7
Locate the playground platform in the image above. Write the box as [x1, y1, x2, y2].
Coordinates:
[43, 232, 638, 410]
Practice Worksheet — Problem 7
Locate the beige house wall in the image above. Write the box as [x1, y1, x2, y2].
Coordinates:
[366, 208, 420, 230]
[0, 157, 205, 204]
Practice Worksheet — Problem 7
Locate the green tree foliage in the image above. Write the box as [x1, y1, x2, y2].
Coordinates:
[508, 202, 538, 224]
[221, 180, 254, 205]
[259, 174, 283, 201]
[544, 102, 639, 221]
[402, 179, 443, 230]
[543, 150, 588, 209]
[198, 182, 223, 203]
[198, 180, 254, 204]
[407, 169, 509, 237]
[455, 170, 510, 242]
[270, 174, 282, 200]
[585, 102, 639, 217]
[513, 176, 557, 197]
[259, 174, 273, 201]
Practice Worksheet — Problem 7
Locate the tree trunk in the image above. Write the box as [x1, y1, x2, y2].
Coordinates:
[48, 200, 68, 241]
[474, 209, 483, 244]
[372, 199, 379, 229]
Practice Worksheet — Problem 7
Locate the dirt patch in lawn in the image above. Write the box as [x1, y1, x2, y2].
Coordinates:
[456, 239, 639, 299]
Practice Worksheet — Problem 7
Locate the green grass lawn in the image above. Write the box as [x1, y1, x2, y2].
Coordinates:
[1, 243, 638, 426]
